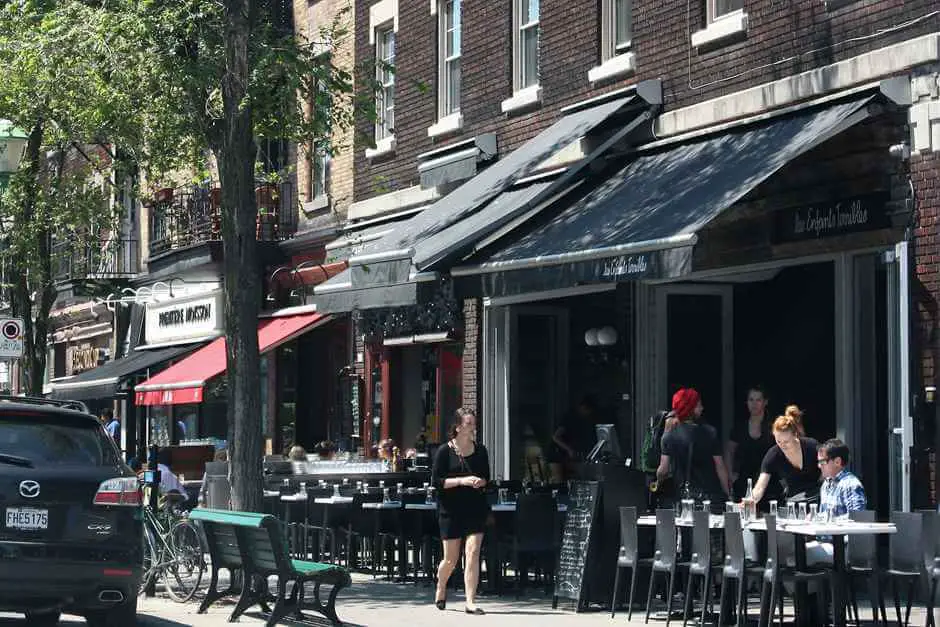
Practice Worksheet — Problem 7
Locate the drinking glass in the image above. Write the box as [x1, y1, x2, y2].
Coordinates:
[333, 484, 340, 498]
[682, 499, 694, 522]
[786, 501, 796, 520]
[726, 501, 736, 514]
[426, 487, 435, 504]
[396, 482, 404, 496]
[769, 500, 778, 518]
[379, 480, 385, 489]
[498, 488, 509, 504]
[382, 487, 391, 503]
[798, 502, 808, 520]
[809, 503, 819, 521]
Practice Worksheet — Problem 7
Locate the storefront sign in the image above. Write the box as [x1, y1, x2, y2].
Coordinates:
[145, 291, 224, 344]
[599, 254, 650, 279]
[774, 193, 890, 243]
[70, 345, 101, 374]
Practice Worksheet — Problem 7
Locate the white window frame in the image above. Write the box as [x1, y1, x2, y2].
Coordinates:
[691, 0, 747, 49]
[375, 26, 395, 142]
[429, 0, 463, 137]
[367, 0, 398, 159]
[501, 0, 542, 114]
[307, 75, 331, 209]
[588, 0, 635, 83]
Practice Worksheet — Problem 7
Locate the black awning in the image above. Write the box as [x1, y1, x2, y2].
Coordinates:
[48, 343, 199, 401]
[455, 96, 877, 297]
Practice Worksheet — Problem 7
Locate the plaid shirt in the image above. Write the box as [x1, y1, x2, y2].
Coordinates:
[820, 469, 867, 517]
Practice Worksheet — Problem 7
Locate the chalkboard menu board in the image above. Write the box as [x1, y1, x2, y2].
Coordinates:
[553, 480, 601, 609]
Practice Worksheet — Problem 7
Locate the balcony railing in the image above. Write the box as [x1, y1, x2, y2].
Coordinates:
[53, 236, 140, 283]
[149, 180, 298, 258]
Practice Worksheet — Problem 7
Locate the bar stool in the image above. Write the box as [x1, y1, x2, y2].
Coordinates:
[611, 506, 651, 620]
[645, 509, 679, 625]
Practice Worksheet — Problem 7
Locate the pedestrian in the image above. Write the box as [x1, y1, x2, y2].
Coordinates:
[725, 385, 776, 501]
[745, 405, 820, 505]
[431, 407, 489, 615]
[655, 388, 731, 511]
[99, 408, 120, 445]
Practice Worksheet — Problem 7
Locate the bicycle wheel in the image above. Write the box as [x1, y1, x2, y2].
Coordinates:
[162, 519, 206, 603]
[138, 524, 158, 596]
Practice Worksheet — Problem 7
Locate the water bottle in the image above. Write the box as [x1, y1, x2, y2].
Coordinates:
[744, 478, 756, 521]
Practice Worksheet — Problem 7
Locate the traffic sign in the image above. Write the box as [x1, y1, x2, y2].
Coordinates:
[0, 318, 24, 358]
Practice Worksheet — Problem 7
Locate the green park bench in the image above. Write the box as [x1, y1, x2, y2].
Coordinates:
[190, 508, 351, 625]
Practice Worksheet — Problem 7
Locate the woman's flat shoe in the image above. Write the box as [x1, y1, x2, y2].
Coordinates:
[435, 600, 446, 610]
[465, 607, 485, 615]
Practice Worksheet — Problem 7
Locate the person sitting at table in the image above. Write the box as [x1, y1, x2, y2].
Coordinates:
[804, 438, 867, 565]
[287, 445, 307, 461]
[745, 406, 820, 505]
[431, 407, 490, 615]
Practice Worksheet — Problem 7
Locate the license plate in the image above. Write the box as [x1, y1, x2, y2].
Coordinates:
[5, 507, 48, 530]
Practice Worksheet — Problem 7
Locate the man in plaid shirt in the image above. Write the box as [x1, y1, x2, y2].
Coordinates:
[806, 438, 867, 565]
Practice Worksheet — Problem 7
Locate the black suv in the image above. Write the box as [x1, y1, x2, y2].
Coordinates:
[0, 398, 142, 626]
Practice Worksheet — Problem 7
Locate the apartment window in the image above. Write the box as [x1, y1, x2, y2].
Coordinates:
[708, 0, 743, 22]
[375, 26, 396, 142]
[600, 0, 631, 60]
[516, 0, 539, 91]
[440, 0, 461, 117]
[307, 77, 331, 205]
[308, 148, 329, 203]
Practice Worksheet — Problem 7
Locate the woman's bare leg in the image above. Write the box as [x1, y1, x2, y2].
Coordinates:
[464, 533, 484, 609]
[436, 538, 462, 602]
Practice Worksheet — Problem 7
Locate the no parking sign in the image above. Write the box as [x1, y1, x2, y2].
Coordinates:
[0, 318, 24, 358]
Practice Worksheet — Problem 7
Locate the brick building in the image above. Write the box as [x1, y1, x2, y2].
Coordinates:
[310, 0, 940, 511]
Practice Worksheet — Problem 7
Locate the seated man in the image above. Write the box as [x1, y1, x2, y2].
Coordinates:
[806, 438, 867, 565]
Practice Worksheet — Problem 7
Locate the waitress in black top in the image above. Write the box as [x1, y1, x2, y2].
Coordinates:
[725, 386, 776, 500]
[746, 405, 821, 505]
[431, 407, 490, 615]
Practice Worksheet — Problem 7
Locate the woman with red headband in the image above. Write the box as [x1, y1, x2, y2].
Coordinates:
[655, 388, 731, 510]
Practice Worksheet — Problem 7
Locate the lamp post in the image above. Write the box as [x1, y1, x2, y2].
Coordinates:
[0, 121, 28, 394]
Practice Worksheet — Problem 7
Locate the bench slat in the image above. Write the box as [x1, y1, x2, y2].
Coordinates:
[190, 507, 269, 528]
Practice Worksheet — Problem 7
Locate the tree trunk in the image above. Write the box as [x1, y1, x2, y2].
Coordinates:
[10, 119, 46, 396]
[217, 0, 263, 513]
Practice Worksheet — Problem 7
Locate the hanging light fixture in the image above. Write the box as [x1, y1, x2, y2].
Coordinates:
[584, 328, 599, 346]
[597, 326, 618, 346]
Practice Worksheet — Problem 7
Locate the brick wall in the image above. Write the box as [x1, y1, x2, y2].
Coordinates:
[461, 297, 480, 416]
[293, 0, 356, 227]
[353, 0, 940, 203]
[913, 151, 940, 389]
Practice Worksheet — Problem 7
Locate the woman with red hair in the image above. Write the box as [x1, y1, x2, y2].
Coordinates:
[655, 388, 730, 510]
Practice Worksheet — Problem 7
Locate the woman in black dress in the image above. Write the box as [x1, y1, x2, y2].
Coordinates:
[725, 386, 776, 500]
[431, 407, 489, 615]
[745, 406, 821, 505]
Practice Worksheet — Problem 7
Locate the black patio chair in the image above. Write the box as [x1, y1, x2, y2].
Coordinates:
[509, 492, 559, 597]
[611, 506, 652, 620]
[718, 512, 764, 627]
[845, 510, 887, 627]
[882, 512, 929, 627]
[681, 510, 721, 627]
[757, 514, 831, 627]
[645, 508, 678, 625]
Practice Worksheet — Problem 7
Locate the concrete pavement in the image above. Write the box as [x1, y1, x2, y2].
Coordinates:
[0, 573, 933, 626]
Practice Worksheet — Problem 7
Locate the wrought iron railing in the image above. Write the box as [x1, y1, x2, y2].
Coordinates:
[148, 180, 298, 258]
[52, 236, 140, 283]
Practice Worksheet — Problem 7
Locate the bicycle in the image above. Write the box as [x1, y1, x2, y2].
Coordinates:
[139, 490, 207, 603]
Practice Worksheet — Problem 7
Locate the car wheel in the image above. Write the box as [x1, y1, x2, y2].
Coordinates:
[85, 595, 137, 627]
[23, 611, 61, 626]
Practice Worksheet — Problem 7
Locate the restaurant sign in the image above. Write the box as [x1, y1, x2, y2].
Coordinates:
[773, 193, 890, 244]
[145, 290, 224, 344]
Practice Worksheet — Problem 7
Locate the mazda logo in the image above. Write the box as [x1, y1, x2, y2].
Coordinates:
[19, 480, 40, 499]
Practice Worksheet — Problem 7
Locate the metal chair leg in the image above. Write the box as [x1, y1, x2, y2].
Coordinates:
[628, 565, 639, 621]
[611, 564, 623, 618]
[683, 572, 695, 627]
[645, 570, 658, 624]
[903, 579, 916, 627]
[737, 576, 748, 627]
[698, 569, 712, 627]
[665, 569, 676, 627]
[893, 579, 903, 627]
[717, 575, 731, 627]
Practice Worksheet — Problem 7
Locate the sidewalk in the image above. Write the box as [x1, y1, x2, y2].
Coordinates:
[0, 573, 932, 626]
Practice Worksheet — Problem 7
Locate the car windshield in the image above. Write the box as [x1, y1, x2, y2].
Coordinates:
[0, 414, 119, 466]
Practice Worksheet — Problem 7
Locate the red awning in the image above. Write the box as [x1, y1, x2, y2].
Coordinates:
[134, 312, 328, 406]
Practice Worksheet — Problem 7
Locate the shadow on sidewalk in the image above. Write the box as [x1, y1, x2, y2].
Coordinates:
[0, 613, 193, 626]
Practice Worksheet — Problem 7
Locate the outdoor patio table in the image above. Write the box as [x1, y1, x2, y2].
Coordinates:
[638, 513, 897, 627]
[490, 503, 568, 512]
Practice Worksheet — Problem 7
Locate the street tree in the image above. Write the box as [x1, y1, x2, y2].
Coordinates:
[124, 0, 359, 511]
[0, 2, 134, 395]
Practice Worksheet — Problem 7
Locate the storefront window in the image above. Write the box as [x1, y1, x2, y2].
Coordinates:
[150, 406, 172, 447]
[176, 405, 198, 443]
[275, 344, 297, 455]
